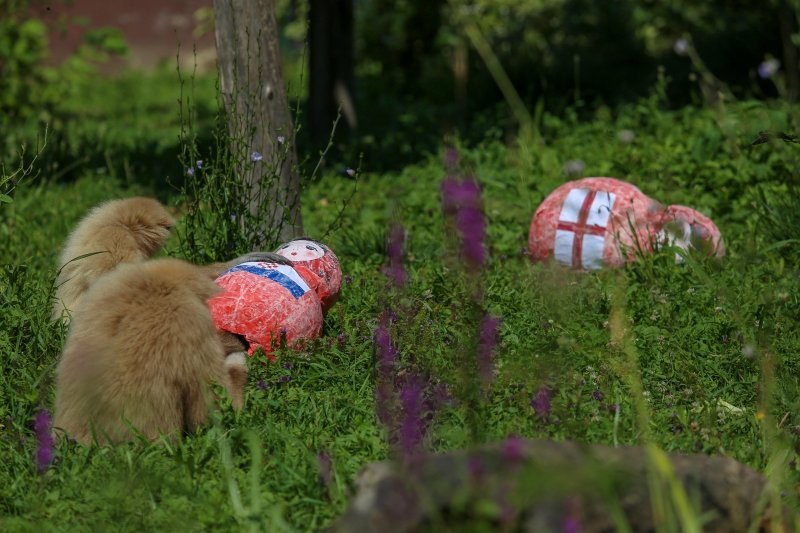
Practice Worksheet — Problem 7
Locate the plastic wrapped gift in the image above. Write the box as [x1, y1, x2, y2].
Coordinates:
[209, 239, 341, 356]
[528, 177, 724, 270]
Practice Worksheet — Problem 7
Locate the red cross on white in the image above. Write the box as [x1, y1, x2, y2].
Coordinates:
[554, 188, 616, 269]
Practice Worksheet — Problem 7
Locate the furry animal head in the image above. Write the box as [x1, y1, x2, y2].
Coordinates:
[107, 197, 176, 256]
[53, 197, 176, 321]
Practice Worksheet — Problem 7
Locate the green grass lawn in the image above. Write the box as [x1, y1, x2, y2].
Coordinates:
[2, 71, 800, 530]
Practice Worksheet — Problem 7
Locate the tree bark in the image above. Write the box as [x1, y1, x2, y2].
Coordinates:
[309, 0, 356, 148]
[213, 0, 303, 243]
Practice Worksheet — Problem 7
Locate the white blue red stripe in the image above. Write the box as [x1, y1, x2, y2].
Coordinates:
[225, 262, 310, 299]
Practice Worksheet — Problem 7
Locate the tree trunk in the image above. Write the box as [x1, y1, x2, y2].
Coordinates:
[309, 0, 356, 148]
[213, 0, 303, 244]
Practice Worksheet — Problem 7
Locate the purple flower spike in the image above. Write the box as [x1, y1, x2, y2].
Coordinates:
[317, 451, 333, 487]
[531, 386, 552, 419]
[399, 375, 425, 462]
[374, 314, 399, 425]
[33, 409, 54, 473]
[441, 178, 481, 215]
[384, 223, 408, 288]
[478, 314, 501, 388]
[441, 178, 488, 267]
[375, 318, 398, 374]
[444, 146, 460, 174]
[562, 497, 582, 533]
[502, 435, 525, 462]
[457, 205, 487, 266]
[468, 455, 485, 480]
[562, 514, 580, 533]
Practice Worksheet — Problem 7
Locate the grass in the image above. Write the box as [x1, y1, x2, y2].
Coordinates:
[2, 69, 800, 530]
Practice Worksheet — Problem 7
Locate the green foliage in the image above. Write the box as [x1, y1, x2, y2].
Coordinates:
[0, 11, 50, 125]
[303, 0, 787, 171]
[3, 63, 800, 528]
[0, 1, 131, 185]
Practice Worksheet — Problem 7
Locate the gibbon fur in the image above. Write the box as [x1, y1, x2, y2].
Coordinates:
[50, 196, 279, 443]
[53, 258, 243, 444]
[52, 197, 175, 322]
[53, 197, 296, 443]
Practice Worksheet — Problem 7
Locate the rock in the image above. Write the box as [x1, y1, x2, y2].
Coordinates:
[331, 439, 777, 532]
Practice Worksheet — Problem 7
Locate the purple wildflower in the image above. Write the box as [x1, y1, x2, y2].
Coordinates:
[467, 455, 485, 480]
[250, 151, 263, 162]
[456, 206, 487, 266]
[562, 497, 582, 533]
[477, 313, 501, 389]
[33, 409, 54, 473]
[441, 178, 481, 215]
[399, 375, 425, 463]
[592, 390, 604, 402]
[562, 514, 580, 533]
[344, 275, 353, 285]
[444, 146, 460, 174]
[673, 38, 689, 56]
[337, 331, 346, 344]
[256, 380, 268, 390]
[384, 223, 408, 288]
[501, 435, 525, 462]
[196, 160, 203, 169]
[279, 375, 291, 384]
[317, 450, 333, 487]
[758, 58, 780, 79]
[441, 178, 487, 267]
[374, 313, 399, 426]
[186, 167, 195, 177]
[277, 135, 286, 144]
[531, 386, 552, 419]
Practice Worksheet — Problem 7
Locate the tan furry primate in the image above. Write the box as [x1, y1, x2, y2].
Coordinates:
[53, 258, 245, 444]
[52, 197, 176, 323]
[50, 196, 281, 443]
